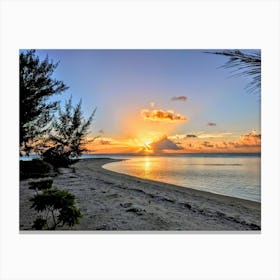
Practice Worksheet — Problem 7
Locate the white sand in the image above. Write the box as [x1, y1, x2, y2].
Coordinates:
[20, 158, 261, 231]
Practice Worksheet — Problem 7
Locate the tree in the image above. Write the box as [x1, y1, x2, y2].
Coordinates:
[207, 50, 261, 95]
[20, 50, 69, 155]
[42, 98, 96, 167]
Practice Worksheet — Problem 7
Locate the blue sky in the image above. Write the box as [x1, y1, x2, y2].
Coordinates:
[29, 49, 261, 153]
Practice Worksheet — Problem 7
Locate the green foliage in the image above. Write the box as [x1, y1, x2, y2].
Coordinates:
[58, 205, 82, 227]
[207, 50, 261, 95]
[29, 178, 53, 191]
[32, 218, 47, 230]
[42, 98, 96, 167]
[41, 147, 78, 167]
[29, 187, 82, 230]
[20, 159, 52, 180]
[20, 49, 69, 155]
[30, 189, 75, 211]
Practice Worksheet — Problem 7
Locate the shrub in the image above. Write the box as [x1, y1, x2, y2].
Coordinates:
[29, 187, 82, 230]
[29, 178, 53, 191]
[41, 147, 78, 168]
[20, 159, 52, 180]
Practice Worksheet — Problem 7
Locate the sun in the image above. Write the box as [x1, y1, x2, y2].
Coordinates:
[133, 136, 154, 154]
[144, 140, 151, 147]
[142, 140, 152, 153]
[133, 131, 165, 154]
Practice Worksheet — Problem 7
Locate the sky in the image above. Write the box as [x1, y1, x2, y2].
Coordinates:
[33, 49, 261, 154]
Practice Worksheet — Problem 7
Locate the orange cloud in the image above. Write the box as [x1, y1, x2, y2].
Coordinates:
[86, 130, 261, 154]
[233, 131, 261, 149]
[171, 96, 187, 101]
[141, 109, 188, 122]
[180, 130, 261, 153]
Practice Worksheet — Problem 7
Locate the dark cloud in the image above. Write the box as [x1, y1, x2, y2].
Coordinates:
[244, 132, 261, 139]
[171, 96, 187, 101]
[215, 142, 228, 149]
[207, 122, 217, 126]
[100, 140, 110, 145]
[202, 141, 214, 148]
[186, 134, 197, 138]
[150, 136, 183, 153]
[141, 109, 188, 122]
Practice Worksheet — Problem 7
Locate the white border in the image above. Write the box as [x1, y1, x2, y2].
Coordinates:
[1, 1, 279, 280]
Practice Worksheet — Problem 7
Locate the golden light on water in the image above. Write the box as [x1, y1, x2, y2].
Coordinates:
[144, 156, 151, 168]
[143, 157, 152, 176]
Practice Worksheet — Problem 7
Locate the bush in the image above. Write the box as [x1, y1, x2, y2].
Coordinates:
[29, 178, 53, 191]
[41, 147, 78, 168]
[29, 186, 82, 230]
[20, 159, 53, 180]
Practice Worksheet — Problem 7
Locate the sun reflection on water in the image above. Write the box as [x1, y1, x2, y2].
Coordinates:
[143, 157, 151, 175]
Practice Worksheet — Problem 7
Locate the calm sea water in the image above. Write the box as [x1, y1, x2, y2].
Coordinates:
[102, 154, 261, 202]
[20, 153, 260, 202]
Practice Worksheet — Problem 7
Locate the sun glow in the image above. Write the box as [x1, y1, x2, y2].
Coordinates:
[143, 143, 153, 153]
[137, 138, 153, 153]
[131, 133, 159, 154]
[144, 140, 151, 147]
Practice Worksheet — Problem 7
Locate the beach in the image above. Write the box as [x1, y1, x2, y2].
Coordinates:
[20, 158, 261, 231]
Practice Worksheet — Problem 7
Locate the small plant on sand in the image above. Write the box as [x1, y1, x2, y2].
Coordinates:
[29, 178, 82, 230]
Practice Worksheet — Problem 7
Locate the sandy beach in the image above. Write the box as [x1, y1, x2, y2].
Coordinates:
[20, 158, 261, 231]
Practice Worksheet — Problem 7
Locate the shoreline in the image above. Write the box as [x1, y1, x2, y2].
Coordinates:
[20, 158, 261, 231]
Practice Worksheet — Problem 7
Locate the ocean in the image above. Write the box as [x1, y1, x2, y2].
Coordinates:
[102, 154, 261, 202]
[20, 153, 261, 202]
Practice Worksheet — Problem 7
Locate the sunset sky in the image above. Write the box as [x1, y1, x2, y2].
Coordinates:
[35, 49, 261, 154]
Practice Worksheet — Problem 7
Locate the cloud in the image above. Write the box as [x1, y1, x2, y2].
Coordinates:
[202, 141, 214, 148]
[96, 137, 114, 145]
[215, 142, 229, 149]
[168, 134, 188, 140]
[197, 132, 233, 139]
[151, 136, 183, 153]
[233, 131, 261, 148]
[150, 102, 155, 108]
[141, 109, 188, 122]
[171, 96, 187, 101]
[207, 122, 217, 126]
[186, 134, 197, 138]
[100, 140, 110, 145]
[198, 131, 261, 151]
